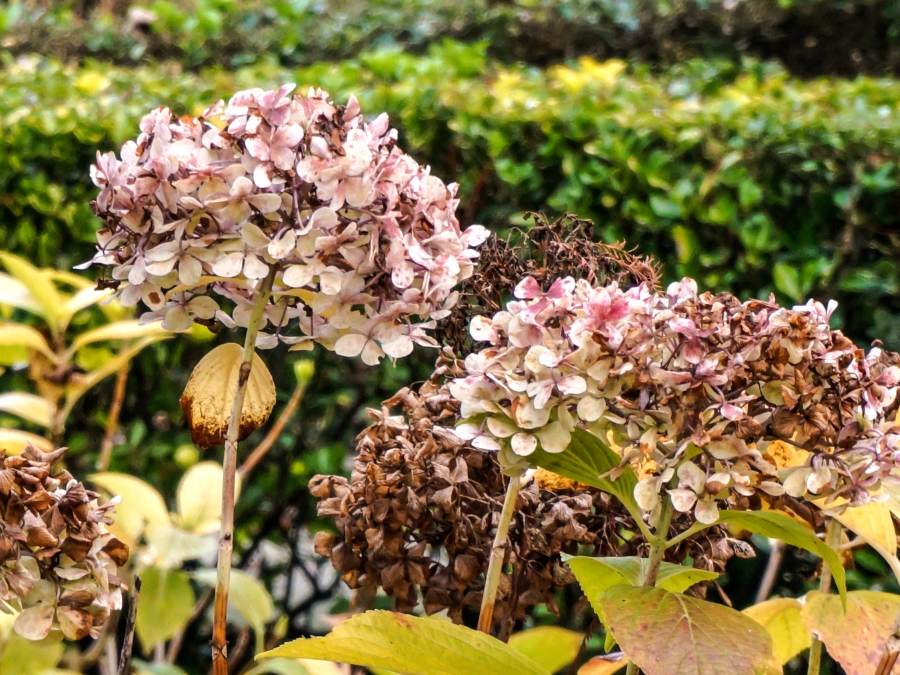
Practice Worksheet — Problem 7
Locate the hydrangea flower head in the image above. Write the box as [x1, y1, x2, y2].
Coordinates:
[449, 276, 900, 524]
[86, 85, 489, 364]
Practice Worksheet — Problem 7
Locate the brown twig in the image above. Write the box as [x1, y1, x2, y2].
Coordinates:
[98, 363, 130, 470]
[238, 378, 307, 480]
[117, 576, 141, 675]
[754, 539, 785, 603]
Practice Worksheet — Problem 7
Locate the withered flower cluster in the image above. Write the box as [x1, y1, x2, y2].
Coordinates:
[310, 353, 743, 627]
[0, 446, 128, 641]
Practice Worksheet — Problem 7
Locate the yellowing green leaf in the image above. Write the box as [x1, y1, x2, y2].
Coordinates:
[144, 523, 217, 569]
[0, 428, 53, 454]
[180, 343, 276, 449]
[742, 597, 810, 664]
[509, 626, 584, 673]
[718, 510, 846, 604]
[0, 253, 64, 333]
[135, 567, 196, 650]
[89, 472, 170, 547]
[258, 610, 549, 675]
[63, 286, 114, 318]
[0, 271, 41, 314]
[801, 591, 900, 675]
[175, 461, 239, 534]
[600, 586, 779, 675]
[0, 392, 54, 428]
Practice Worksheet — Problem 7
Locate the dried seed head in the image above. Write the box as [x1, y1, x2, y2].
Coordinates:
[179, 342, 276, 448]
[0, 446, 128, 641]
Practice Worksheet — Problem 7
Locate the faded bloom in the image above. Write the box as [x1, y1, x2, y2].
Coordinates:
[86, 85, 488, 364]
[449, 276, 900, 523]
[0, 446, 128, 641]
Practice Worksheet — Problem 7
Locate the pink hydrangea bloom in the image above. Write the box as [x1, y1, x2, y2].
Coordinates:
[85, 85, 489, 364]
[449, 276, 900, 523]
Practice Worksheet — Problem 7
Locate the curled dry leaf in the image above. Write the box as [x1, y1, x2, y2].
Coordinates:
[179, 342, 275, 448]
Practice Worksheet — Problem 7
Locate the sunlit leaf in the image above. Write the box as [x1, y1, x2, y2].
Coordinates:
[0, 428, 53, 454]
[578, 654, 628, 675]
[0, 611, 65, 673]
[832, 501, 900, 583]
[600, 586, 779, 675]
[0, 392, 54, 428]
[175, 461, 239, 534]
[0, 271, 41, 314]
[135, 567, 196, 650]
[508, 626, 584, 673]
[180, 343, 276, 449]
[742, 597, 810, 664]
[717, 510, 846, 604]
[63, 286, 115, 318]
[801, 590, 900, 675]
[195, 568, 274, 652]
[258, 610, 549, 674]
[89, 472, 170, 547]
[144, 522, 217, 568]
[245, 658, 346, 675]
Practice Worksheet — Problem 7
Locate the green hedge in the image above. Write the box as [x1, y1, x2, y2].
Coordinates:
[2, 0, 898, 75]
[1, 43, 898, 347]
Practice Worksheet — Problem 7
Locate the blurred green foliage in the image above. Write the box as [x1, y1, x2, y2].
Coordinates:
[1, 0, 898, 75]
[1, 43, 898, 347]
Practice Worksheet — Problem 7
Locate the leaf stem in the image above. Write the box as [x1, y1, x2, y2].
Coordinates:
[806, 518, 842, 675]
[625, 496, 675, 675]
[477, 469, 523, 635]
[211, 270, 275, 675]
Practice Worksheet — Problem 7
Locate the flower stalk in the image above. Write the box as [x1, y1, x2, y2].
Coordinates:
[806, 518, 842, 675]
[477, 469, 523, 635]
[211, 269, 275, 675]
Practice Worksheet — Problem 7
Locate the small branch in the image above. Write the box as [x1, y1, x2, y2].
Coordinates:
[238, 378, 307, 480]
[117, 576, 141, 675]
[755, 539, 785, 604]
[212, 270, 276, 675]
[664, 521, 712, 551]
[807, 519, 842, 675]
[477, 470, 523, 635]
[98, 362, 130, 470]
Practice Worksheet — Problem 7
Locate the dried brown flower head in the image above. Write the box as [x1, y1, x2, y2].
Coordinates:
[310, 352, 740, 632]
[0, 446, 128, 641]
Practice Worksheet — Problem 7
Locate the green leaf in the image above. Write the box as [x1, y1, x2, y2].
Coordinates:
[530, 429, 637, 513]
[194, 568, 274, 653]
[649, 195, 682, 219]
[135, 567, 196, 650]
[801, 591, 900, 675]
[567, 556, 719, 612]
[508, 626, 583, 673]
[772, 261, 803, 302]
[742, 597, 809, 664]
[718, 510, 846, 604]
[600, 586, 779, 675]
[258, 610, 549, 675]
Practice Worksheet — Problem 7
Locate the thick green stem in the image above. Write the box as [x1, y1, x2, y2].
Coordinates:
[211, 271, 275, 675]
[624, 496, 675, 675]
[807, 518, 842, 675]
[477, 469, 523, 635]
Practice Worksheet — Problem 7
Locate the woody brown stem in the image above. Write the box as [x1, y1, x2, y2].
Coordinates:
[98, 363, 129, 470]
[211, 270, 275, 675]
[477, 469, 522, 635]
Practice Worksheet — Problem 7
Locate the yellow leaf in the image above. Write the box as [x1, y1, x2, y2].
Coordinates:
[174, 461, 240, 534]
[0, 429, 53, 455]
[743, 597, 810, 664]
[0, 253, 65, 334]
[0, 271, 41, 314]
[0, 322, 57, 362]
[509, 626, 584, 673]
[0, 392, 54, 428]
[578, 655, 628, 675]
[89, 472, 170, 547]
[834, 502, 900, 582]
[69, 319, 169, 354]
[179, 343, 275, 449]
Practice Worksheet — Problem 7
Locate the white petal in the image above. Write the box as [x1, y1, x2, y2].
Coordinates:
[334, 333, 367, 358]
[283, 264, 313, 288]
[537, 421, 571, 454]
[212, 252, 244, 278]
[511, 432, 537, 456]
